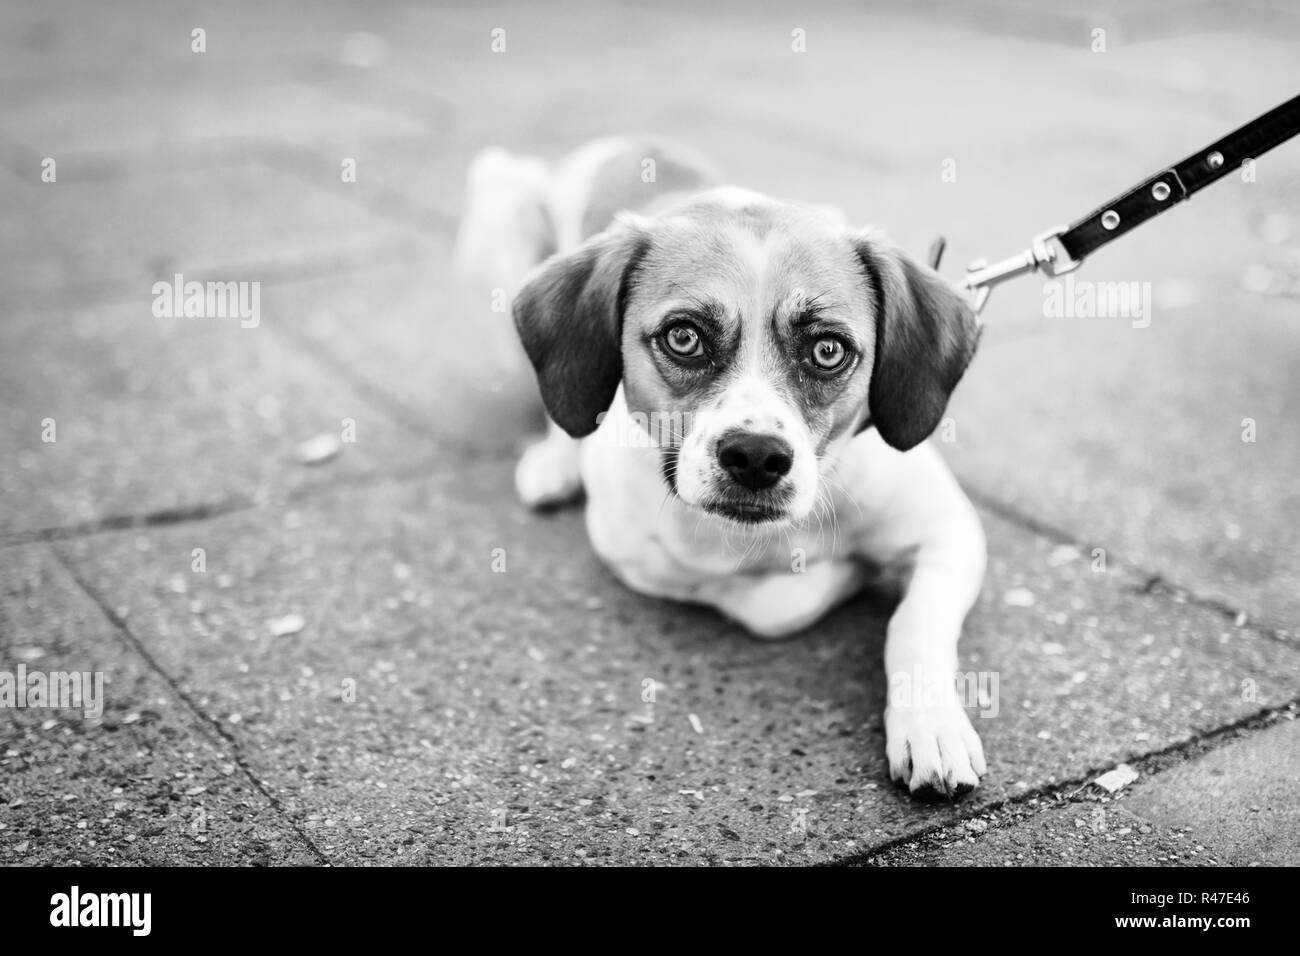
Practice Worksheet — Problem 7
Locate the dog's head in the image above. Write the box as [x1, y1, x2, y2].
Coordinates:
[513, 188, 980, 525]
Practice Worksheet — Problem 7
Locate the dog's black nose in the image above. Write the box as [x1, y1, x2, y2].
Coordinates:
[717, 433, 793, 490]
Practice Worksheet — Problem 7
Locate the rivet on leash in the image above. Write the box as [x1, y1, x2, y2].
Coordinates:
[958, 94, 1299, 316]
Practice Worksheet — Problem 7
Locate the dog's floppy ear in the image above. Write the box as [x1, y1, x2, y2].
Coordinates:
[513, 218, 651, 437]
[853, 234, 981, 451]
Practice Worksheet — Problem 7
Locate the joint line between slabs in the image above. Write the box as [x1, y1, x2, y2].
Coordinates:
[831, 696, 1300, 866]
[965, 484, 1293, 646]
[49, 546, 333, 866]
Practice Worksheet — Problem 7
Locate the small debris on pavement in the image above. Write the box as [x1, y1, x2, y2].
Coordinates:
[1003, 587, 1035, 607]
[268, 614, 306, 637]
[1093, 763, 1140, 793]
[688, 713, 704, 734]
[1046, 545, 1079, 567]
[295, 433, 341, 465]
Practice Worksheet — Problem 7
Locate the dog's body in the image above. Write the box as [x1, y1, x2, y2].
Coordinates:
[455, 137, 988, 799]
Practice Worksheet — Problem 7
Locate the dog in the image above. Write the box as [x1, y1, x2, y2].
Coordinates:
[454, 136, 988, 800]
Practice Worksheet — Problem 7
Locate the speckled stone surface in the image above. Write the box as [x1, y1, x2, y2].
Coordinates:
[863, 716, 1300, 866]
[0, 301, 434, 539]
[48, 461, 1300, 864]
[860, 800, 1220, 867]
[0, 546, 320, 865]
[946, 280, 1300, 637]
[1123, 718, 1300, 866]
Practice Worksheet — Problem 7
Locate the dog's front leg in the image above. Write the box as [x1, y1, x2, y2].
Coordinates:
[884, 539, 987, 800]
[515, 419, 584, 508]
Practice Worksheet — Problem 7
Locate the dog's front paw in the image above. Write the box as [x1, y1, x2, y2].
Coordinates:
[885, 700, 986, 801]
[515, 439, 582, 509]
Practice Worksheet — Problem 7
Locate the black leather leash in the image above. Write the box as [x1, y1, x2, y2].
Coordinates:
[959, 92, 1300, 314]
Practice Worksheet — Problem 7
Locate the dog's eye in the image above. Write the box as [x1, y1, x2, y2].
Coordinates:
[663, 324, 703, 358]
[809, 337, 848, 371]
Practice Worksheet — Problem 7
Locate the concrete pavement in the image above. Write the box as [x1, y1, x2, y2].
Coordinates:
[2, 0, 1299, 865]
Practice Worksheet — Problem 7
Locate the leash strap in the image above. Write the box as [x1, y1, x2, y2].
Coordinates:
[962, 92, 1300, 314]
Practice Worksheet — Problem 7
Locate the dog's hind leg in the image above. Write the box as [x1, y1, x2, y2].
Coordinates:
[453, 148, 583, 508]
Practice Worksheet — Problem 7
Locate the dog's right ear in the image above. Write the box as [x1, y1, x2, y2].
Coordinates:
[513, 218, 651, 437]
[853, 233, 981, 451]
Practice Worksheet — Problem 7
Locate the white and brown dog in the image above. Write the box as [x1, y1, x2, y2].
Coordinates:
[455, 137, 988, 800]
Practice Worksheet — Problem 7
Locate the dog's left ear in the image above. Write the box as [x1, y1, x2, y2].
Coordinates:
[853, 234, 982, 451]
[513, 217, 652, 437]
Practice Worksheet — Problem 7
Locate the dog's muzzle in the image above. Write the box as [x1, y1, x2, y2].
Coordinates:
[717, 431, 793, 491]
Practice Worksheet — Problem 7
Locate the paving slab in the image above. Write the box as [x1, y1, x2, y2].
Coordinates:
[866, 715, 1300, 866]
[861, 800, 1219, 867]
[51, 454, 1300, 864]
[0, 0, 407, 121]
[0, 545, 318, 865]
[0, 299, 431, 539]
[1, 164, 420, 302]
[2, 79, 431, 168]
[1123, 717, 1300, 865]
[945, 274, 1300, 635]
[258, 256, 546, 453]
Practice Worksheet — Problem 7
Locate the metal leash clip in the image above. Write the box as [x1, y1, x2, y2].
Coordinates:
[960, 225, 1083, 315]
